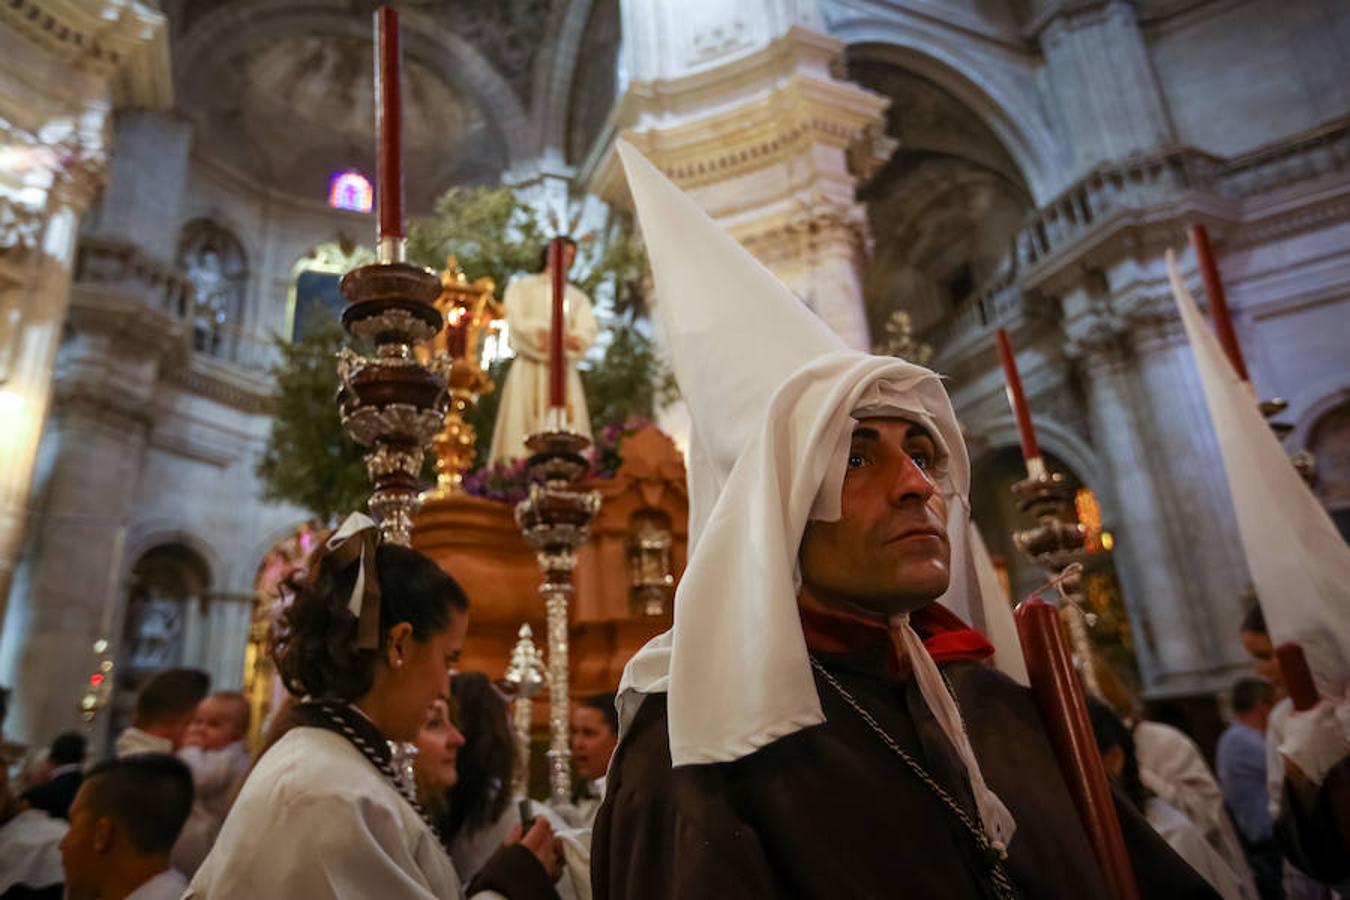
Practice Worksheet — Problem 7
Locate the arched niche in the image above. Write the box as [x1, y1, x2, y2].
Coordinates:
[178, 218, 249, 358]
[970, 445, 1142, 702]
[110, 543, 213, 739]
[285, 240, 376, 342]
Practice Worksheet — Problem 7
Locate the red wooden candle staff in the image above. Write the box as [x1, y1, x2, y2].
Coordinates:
[996, 328, 1045, 478]
[1017, 596, 1139, 900]
[375, 5, 404, 260]
[1189, 224, 1249, 382]
[548, 238, 566, 411]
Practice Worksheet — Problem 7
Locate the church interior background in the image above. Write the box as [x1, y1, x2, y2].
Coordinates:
[0, 0, 1347, 758]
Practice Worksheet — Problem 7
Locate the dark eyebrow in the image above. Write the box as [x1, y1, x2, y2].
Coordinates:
[905, 424, 934, 442]
[851, 426, 880, 441]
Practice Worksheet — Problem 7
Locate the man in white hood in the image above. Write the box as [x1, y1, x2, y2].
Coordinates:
[590, 142, 1216, 899]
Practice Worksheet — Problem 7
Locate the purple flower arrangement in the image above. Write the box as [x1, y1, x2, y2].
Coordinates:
[461, 416, 654, 504]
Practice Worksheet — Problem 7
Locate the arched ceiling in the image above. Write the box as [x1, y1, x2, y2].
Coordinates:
[849, 58, 1033, 338]
[162, 0, 618, 209]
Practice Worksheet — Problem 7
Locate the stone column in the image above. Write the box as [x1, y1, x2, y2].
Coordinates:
[0, 119, 192, 744]
[1063, 270, 1252, 698]
[593, 6, 888, 350]
[1038, 0, 1175, 171]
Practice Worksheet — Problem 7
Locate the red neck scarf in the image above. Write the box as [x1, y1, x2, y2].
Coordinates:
[800, 599, 994, 678]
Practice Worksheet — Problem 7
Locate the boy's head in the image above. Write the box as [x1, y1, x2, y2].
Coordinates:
[184, 692, 250, 750]
[60, 754, 193, 896]
[133, 668, 210, 748]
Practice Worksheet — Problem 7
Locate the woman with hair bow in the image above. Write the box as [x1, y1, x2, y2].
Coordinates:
[187, 513, 563, 900]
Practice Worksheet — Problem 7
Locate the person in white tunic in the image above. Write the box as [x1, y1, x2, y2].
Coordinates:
[0, 765, 67, 898]
[58, 754, 193, 900]
[187, 514, 562, 900]
[488, 238, 598, 463]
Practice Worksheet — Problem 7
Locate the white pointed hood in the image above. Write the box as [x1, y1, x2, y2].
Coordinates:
[1167, 252, 1350, 690]
[614, 141, 1027, 769]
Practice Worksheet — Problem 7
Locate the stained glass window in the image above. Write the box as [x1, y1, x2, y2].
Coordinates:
[328, 170, 373, 213]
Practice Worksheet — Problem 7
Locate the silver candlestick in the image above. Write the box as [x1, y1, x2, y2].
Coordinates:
[503, 623, 548, 797]
[515, 428, 601, 806]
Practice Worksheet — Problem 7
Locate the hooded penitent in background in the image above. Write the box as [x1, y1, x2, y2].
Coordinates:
[591, 141, 1216, 900]
[1166, 251, 1350, 687]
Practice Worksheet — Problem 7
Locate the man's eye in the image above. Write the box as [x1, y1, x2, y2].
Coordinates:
[847, 453, 867, 469]
[910, 452, 931, 471]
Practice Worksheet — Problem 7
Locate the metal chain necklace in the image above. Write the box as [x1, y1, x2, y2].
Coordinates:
[809, 657, 1020, 900]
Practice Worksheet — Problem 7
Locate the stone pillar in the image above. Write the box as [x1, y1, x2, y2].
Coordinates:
[0, 126, 191, 744]
[1038, 0, 1175, 171]
[593, 3, 887, 350]
[83, 111, 193, 264]
[0, 148, 106, 645]
[1063, 267, 1251, 698]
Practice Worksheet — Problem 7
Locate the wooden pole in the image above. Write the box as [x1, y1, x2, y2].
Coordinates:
[1016, 596, 1139, 900]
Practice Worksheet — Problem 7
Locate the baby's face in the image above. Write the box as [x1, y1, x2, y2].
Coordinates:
[185, 697, 246, 750]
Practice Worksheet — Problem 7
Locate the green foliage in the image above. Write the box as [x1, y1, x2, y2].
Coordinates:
[256, 317, 370, 522]
[406, 185, 548, 289]
[581, 324, 678, 428]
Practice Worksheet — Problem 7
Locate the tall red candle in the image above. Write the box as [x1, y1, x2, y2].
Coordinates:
[1189, 224, 1249, 382]
[375, 6, 404, 250]
[548, 238, 566, 410]
[1017, 597, 1140, 900]
[995, 328, 1043, 472]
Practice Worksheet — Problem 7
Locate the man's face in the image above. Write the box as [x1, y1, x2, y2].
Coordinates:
[1241, 630, 1285, 692]
[799, 417, 950, 617]
[60, 784, 109, 899]
[570, 707, 618, 783]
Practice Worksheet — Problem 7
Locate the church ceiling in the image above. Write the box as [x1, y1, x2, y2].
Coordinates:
[161, 0, 598, 208]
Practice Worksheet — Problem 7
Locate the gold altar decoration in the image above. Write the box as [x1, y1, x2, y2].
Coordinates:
[423, 256, 501, 499]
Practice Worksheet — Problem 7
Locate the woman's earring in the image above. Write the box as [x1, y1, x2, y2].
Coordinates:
[395, 658, 404, 669]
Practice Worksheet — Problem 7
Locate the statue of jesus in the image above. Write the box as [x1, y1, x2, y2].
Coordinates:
[488, 237, 598, 463]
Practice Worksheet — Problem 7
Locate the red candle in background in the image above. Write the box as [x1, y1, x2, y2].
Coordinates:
[445, 307, 467, 358]
[995, 328, 1043, 475]
[375, 6, 404, 248]
[1017, 597, 1140, 900]
[1189, 224, 1249, 382]
[548, 238, 566, 410]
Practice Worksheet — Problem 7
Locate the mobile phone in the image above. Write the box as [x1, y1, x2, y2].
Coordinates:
[517, 798, 535, 832]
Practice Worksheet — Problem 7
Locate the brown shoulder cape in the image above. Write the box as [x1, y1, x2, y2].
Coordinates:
[592, 657, 1218, 899]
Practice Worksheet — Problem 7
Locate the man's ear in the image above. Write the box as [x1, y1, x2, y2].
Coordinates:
[384, 622, 414, 669]
[92, 816, 115, 854]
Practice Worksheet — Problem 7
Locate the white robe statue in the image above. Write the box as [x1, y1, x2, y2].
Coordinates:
[488, 270, 597, 463]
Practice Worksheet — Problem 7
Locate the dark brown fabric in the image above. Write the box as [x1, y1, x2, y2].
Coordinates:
[1276, 756, 1350, 885]
[593, 655, 1219, 899]
[468, 843, 561, 900]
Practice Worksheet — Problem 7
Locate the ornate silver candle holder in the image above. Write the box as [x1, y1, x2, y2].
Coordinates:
[1011, 465, 1099, 697]
[514, 427, 601, 806]
[503, 623, 548, 797]
[336, 262, 450, 545]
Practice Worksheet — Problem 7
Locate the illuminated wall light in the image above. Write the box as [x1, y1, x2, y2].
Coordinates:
[1101, 531, 1115, 551]
[328, 170, 374, 213]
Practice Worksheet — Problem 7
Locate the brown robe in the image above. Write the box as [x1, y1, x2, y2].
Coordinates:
[593, 651, 1218, 899]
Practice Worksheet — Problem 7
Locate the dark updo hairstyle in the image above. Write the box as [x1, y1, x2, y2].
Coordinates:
[272, 542, 468, 702]
[535, 236, 577, 273]
[445, 672, 517, 840]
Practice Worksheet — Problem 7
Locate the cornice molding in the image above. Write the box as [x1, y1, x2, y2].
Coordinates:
[0, 1, 165, 85]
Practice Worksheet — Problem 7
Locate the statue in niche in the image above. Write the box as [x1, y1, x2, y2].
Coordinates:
[124, 588, 186, 671]
[488, 237, 597, 462]
[178, 219, 247, 356]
